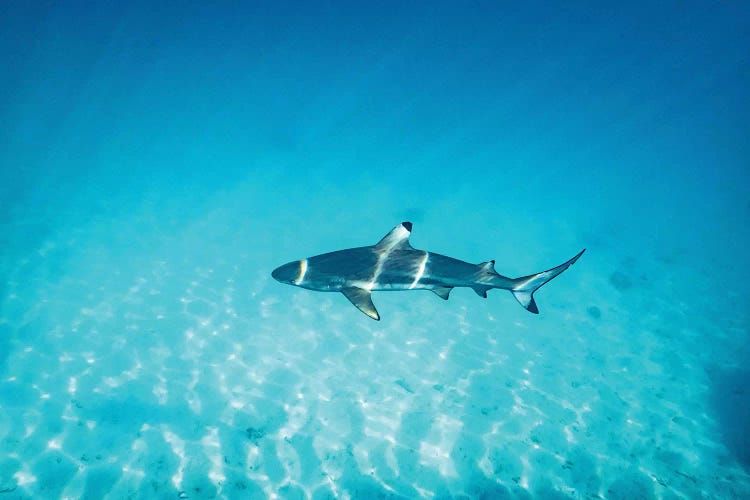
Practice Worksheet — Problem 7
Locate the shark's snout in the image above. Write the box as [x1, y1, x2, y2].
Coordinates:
[272, 260, 307, 285]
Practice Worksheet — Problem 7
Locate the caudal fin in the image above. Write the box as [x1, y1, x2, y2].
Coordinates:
[511, 249, 585, 314]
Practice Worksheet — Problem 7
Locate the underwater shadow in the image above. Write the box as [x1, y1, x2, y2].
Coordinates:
[706, 363, 750, 470]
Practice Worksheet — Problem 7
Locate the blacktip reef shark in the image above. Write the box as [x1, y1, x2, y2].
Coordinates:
[272, 222, 584, 320]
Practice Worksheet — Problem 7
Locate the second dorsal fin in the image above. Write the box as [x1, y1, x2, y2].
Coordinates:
[479, 260, 496, 273]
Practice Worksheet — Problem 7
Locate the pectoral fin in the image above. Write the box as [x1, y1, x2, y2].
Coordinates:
[341, 287, 380, 320]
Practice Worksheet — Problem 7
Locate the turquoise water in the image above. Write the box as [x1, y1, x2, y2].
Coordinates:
[2, 2, 749, 498]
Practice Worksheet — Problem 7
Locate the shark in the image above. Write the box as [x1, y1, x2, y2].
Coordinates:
[271, 222, 584, 320]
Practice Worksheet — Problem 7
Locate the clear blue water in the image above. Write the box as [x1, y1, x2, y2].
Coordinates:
[2, 2, 749, 498]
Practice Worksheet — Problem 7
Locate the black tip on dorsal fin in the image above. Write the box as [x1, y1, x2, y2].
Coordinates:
[401, 221, 412, 232]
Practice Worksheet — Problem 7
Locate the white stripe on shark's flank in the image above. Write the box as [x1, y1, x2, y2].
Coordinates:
[366, 252, 386, 290]
[361, 221, 414, 290]
[294, 259, 308, 285]
[409, 252, 429, 289]
[367, 236, 405, 290]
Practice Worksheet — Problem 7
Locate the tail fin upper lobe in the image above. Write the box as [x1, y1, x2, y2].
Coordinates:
[510, 249, 585, 314]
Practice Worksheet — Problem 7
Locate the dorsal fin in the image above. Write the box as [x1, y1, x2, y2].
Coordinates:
[479, 260, 496, 273]
[375, 222, 413, 252]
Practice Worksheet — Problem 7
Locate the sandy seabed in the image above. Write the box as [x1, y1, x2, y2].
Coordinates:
[1, 201, 748, 499]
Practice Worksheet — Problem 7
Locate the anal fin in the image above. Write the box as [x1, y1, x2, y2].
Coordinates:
[341, 287, 380, 320]
[472, 286, 491, 298]
[431, 287, 453, 300]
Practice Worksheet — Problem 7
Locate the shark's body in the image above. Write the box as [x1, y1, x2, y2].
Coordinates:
[272, 222, 584, 320]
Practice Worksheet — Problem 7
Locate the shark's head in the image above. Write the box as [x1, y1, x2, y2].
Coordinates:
[272, 259, 308, 286]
